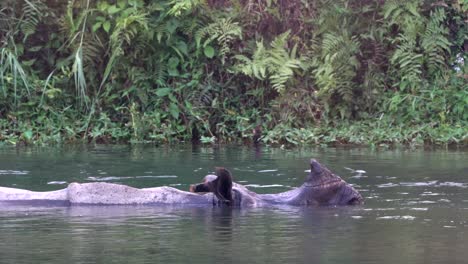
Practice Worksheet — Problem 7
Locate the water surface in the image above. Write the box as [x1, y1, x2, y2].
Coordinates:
[0, 145, 467, 263]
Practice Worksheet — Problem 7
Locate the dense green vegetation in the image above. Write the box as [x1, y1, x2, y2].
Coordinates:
[0, 0, 467, 147]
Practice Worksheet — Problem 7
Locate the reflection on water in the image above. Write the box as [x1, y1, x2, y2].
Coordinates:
[0, 145, 467, 263]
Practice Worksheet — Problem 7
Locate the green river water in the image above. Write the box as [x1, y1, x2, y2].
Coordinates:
[0, 145, 467, 263]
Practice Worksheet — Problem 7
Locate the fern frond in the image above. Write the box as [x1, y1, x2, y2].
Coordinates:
[113, 13, 149, 46]
[383, 0, 423, 36]
[167, 0, 204, 16]
[267, 33, 302, 92]
[19, 0, 47, 42]
[314, 32, 359, 91]
[421, 8, 450, 75]
[151, 22, 170, 43]
[98, 10, 149, 92]
[232, 31, 303, 93]
[195, 17, 242, 64]
[390, 40, 423, 91]
[59, 1, 89, 41]
[153, 61, 168, 86]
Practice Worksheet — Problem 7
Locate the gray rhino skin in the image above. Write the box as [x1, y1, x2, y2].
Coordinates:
[0, 159, 363, 207]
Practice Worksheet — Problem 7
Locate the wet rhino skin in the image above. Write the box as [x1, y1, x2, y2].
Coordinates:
[0, 159, 363, 207]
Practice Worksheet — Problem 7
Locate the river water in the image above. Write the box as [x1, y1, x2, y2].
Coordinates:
[0, 145, 467, 263]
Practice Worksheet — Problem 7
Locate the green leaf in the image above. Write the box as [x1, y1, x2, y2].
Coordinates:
[166, 19, 179, 34]
[98, 2, 109, 11]
[176, 41, 188, 56]
[156, 88, 171, 97]
[23, 130, 33, 141]
[201, 136, 215, 144]
[168, 93, 177, 102]
[169, 103, 179, 119]
[103, 21, 111, 33]
[29, 46, 43, 52]
[168, 68, 180, 76]
[117, 0, 126, 8]
[22, 59, 37, 66]
[108, 5, 120, 14]
[168, 57, 179, 69]
[185, 101, 192, 111]
[204, 46, 215, 58]
[92, 22, 102, 32]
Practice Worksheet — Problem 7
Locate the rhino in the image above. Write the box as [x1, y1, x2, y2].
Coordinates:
[0, 159, 363, 207]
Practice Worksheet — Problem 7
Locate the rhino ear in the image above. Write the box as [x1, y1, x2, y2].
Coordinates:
[310, 159, 322, 174]
[213, 167, 233, 204]
[215, 167, 224, 176]
[215, 167, 233, 180]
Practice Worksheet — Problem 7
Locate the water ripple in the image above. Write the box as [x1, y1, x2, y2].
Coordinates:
[47, 181, 67, 185]
[400, 181, 438, 187]
[438, 182, 468, 188]
[377, 183, 399, 188]
[377, 181, 468, 188]
[420, 192, 443, 196]
[409, 208, 428, 211]
[135, 175, 178, 179]
[377, 215, 416, 220]
[258, 169, 278, 173]
[245, 184, 288, 188]
[86, 175, 178, 181]
[0, 170, 29, 175]
[86, 176, 133, 181]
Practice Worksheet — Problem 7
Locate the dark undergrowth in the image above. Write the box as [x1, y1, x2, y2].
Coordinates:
[0, 0, 467, 148]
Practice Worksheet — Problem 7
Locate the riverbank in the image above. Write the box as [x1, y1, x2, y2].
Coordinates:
[0, 1, 466, 149]
[1, 115, 465, 148]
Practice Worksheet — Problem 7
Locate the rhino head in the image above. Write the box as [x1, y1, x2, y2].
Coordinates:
[300, 159, 363, 205]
